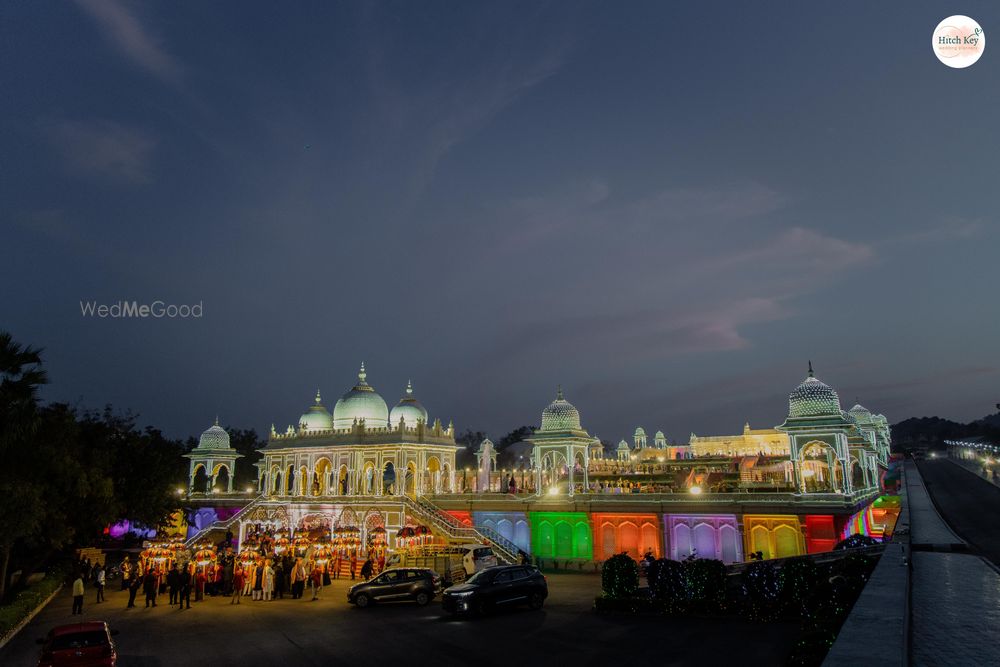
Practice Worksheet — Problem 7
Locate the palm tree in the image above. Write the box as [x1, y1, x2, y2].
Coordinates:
[0, 330, 48, 451]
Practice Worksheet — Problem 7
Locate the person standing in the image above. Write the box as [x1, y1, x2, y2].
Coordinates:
[263, 560, 275, 601]
[222, 549, 235, 596]
[166, 564, 181, 605]
[377, 553, 385, 575]
[94, 563, 105, 603]
[290, 558, 304, 599]
[120, 556, 132, 591]
[71, 573, 85, 615]
[195, 567, 206, 602]
[178, 564, 193, 610]
[332, 554, 342, 580]
[360, 557, 374, 580]
[243, 561, 255, 598]
[127, 563, 142, 609]
[231, 566, 245, 605]
[309, 562, 322, 601]
[275, 558, 287, 599]
[252, 560, 264, 601]
[143, 569, 158, 608]
[349, 552, 358, 580]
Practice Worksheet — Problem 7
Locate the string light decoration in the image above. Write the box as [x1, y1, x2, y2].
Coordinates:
[600, 553, 639, 599]
[742, 560, 784, 622]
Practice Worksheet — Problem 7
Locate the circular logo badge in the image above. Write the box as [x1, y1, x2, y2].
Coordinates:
[932, 16, 986, 68]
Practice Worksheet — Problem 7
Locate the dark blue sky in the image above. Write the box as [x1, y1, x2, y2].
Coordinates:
[2, 1, 998, 443]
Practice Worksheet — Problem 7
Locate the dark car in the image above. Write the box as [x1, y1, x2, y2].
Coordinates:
[347, 567, 441, 608]
[36, 621, 119, 667]
[441, 565, 547, 615]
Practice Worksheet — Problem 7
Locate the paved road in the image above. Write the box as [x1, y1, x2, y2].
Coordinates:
[2, 573, 798, 667]
[908, 459, 1000, 667]
[915, 458, 1000, 566]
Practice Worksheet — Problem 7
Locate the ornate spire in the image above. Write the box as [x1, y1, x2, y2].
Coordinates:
[807, 360, 814, 378]
[358, 361, 367, 384]
[556, 385, 563, 400]
[406, 380, 413, 396]
[214, 415, 219, 426]
[315, 389, 322, 404]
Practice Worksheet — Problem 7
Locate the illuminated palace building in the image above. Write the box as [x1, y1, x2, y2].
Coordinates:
[184, 363, 897, 564]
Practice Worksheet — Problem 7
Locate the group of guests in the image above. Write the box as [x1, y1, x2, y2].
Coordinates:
[230, 551, 384, 604]
[69, 542, 392, 615]
[69, 557, 107, 615]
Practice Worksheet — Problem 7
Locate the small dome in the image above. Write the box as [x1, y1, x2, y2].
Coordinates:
[788, 363, 842, 417]
[847, 403, 874, 425]
[198, 418, 230, 449]
[617, 439, 631, 450]
[634, 427, 646, 437]
[299, 390, 333, 432]
[333, 363, 389, 429]
[540, 387, 581, 431]
[389, 380, 429, 427]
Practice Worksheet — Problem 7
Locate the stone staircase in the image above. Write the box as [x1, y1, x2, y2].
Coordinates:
[406, 496, 518, 564]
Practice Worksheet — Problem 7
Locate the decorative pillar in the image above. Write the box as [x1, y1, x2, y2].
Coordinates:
[567, 447, 575, 497]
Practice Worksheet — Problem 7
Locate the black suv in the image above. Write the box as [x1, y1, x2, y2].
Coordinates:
[347, 568, 441, 608]
[441, 565, 547, 615]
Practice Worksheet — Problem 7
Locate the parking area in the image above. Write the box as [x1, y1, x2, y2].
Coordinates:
[2, 572, 798, 666]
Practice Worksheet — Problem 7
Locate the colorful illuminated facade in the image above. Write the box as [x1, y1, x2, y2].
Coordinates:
[184, 363, 896, 564]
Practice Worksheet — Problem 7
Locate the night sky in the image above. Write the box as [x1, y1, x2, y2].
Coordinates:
[2, 1, 998, 443]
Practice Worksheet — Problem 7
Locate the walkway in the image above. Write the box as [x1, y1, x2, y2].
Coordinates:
[907, 459, 1000, 666]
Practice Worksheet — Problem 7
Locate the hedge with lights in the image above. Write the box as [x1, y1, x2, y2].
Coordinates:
[600, 553, 639, 599]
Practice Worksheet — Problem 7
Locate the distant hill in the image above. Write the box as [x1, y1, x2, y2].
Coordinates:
[892, 412, 1000, 451]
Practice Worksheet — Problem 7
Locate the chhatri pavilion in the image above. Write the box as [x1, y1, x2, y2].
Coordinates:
[183, 362, 897, 566]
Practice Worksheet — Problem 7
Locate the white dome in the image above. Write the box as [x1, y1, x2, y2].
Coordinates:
[389, 380, 428, 428]
[299, 390, 333, 432]
[788, 363, 842, 418]
[540, 387, 581, 431]
[198, 418, 230, 450]
[333, 363, 389, 429]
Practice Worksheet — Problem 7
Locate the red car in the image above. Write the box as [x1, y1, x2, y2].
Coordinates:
[36, 621, 119, 667]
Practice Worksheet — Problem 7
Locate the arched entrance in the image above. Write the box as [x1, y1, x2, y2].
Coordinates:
[313, 458, 333, 496]
[800, 441, 842, 493]
[383, 462, 396, 495]
[404, 461, 417, 496]
[212, 463, 231, 493]
[192, 464, 209, 493]
[338, 464, 349, 495]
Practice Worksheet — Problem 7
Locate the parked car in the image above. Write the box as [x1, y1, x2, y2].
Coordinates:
[456, 544, 498, 575]
[36, 621, 118, 667]
[347, 567, 441, 608]
[441, 565, 547, 616]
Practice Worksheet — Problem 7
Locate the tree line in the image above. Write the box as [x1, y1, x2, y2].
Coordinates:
[0, 331, 262, 602]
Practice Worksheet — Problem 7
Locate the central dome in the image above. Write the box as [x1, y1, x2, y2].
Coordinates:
[788, 363, 842, 418]
[299, 390, 333, 432]
[198, 418, 231, 449]
[389, 380, 428, 427]
[540, 387, 582, 431]
[333, 363, 389, 429]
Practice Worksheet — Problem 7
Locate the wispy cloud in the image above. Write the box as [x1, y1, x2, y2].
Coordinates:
[360, 5, 577, 204]
[44, 119, 156, 184]
[74, 0, 181, 84]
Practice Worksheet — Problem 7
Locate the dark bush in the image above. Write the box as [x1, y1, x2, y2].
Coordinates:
[648, 558, 686, 610]
[683, 558, 727, 612]
[601, 553, 639, 599]
[781, 558, 821, 618]
[742, 560, 784, 621]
